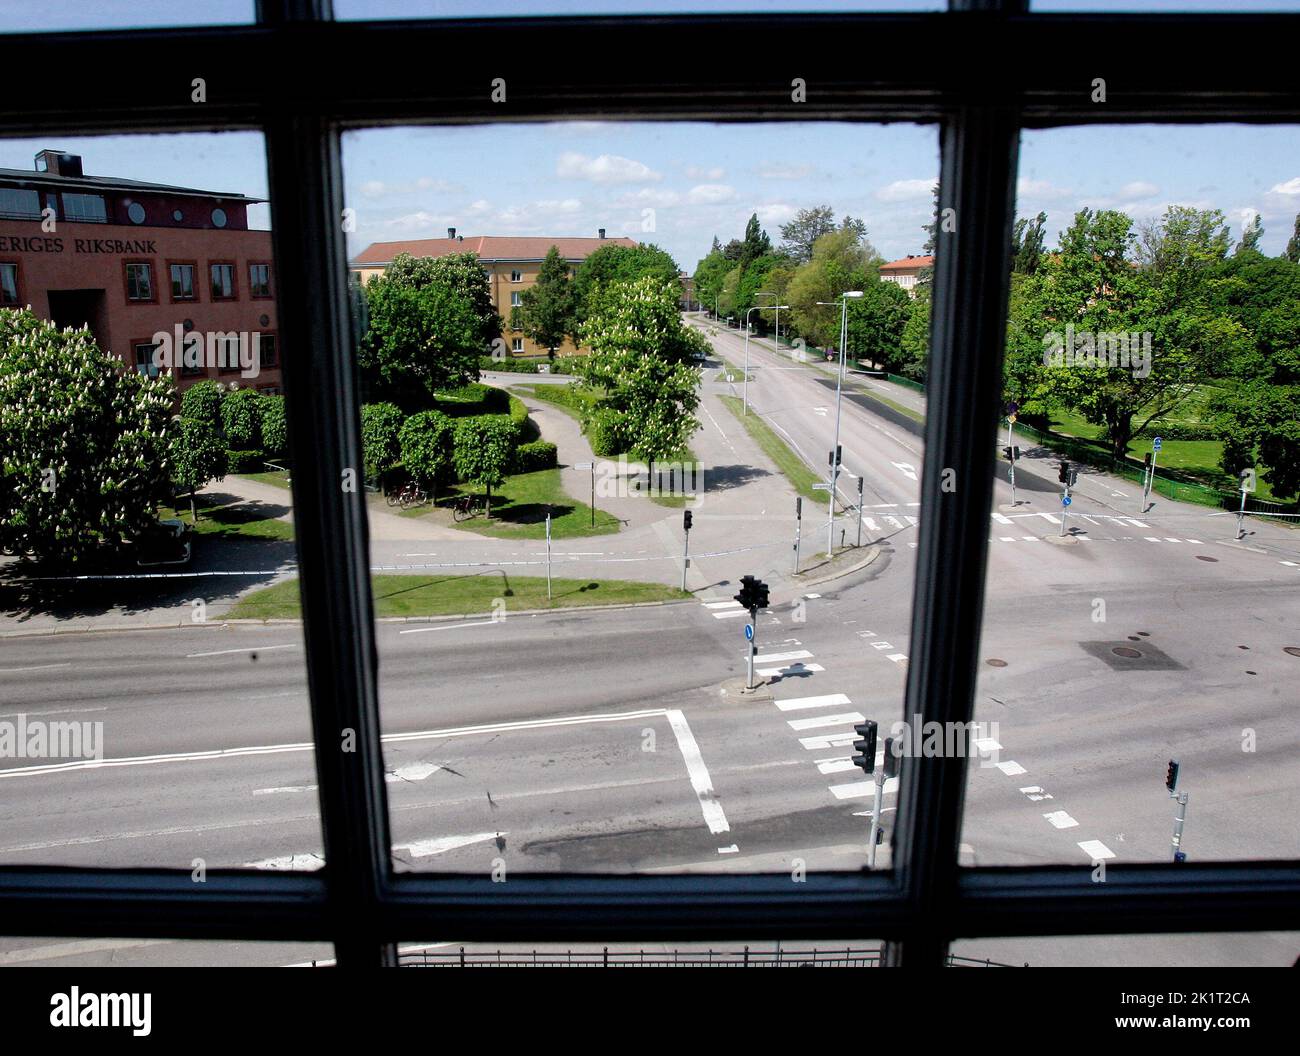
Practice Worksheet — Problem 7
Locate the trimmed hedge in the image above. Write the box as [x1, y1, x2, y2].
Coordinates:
[513, 439, 558, 473]
[479, 356, 539, 373]
[226, 448, 265, 473]
[583, 407, 623, 457]
[1134, 422, 1219, 441]
[259, 395, 287, 457]
[435, 381, 510, 417]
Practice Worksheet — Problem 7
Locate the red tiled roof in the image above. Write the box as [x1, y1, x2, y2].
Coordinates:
[351, 235, 638, 266]
[879, 254, 934, 271]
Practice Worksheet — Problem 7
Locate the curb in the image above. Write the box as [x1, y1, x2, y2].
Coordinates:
[790, 544, 881, 590]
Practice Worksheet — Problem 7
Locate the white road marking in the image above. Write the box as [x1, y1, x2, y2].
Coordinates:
[1020, 536, 1039, 542]
[713, 609, 749, 619]
[972, 737, 1003, 753]
[891, 461, 918, 481]
[1125, 519, 1150, 528]
[1078, 840, 1116, 860]
[996, 760, 1027, 776]
[717, 844, 739, 854]
[400, 620, 500, 635]
[757, 662, 824, 677]
[752, 650, 813, 664]
[1043, 811, 1079, 829]
[787, 712, 865, 731]
[704, 600, 743, 609]
[829, 777, 899, 800]
[886, 654, 908, 664]
[775, 693, 853, 712]
[1019, 785, 1053, 802]
[999, 536, 1015, 542]
[253, 784, 317, 795]
[667, 708, 730, 835]
[245, 853, 325, 870]
[1038, 513, 1061, 525]
[1164, 537, 1181, 543]
[186, 643, 298, 658]
[0, 663, 72, 674]
[1144, 536, 1161, 543]
[865, 517, 881, 533]
[396, 832, 504, 859]
[799, 732, 857, 750]
[816, 757, 856, 774]
[991, 512, 1012, 524]
[386, 762, 441, 783]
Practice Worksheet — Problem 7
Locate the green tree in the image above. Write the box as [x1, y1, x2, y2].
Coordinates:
[358, 254, 482, 406]
[452, 415, 518, 518]
[692, 247, 732, 318]
[847, 278, 912, 370]
[398, 409, 454, 498]
[221, 387, 262, 450]
[385, 251, 501, 351]
[1236, 213, 1264, 256]
[786, 228, 874, 347]
[1012, 212, 1049, 274]
[740, 213, 772, 266]
[258, 394, 287, 458]
[180, 379, 225, 434]
[173, 418, 228, 523]
[361, 402, 404, 481]
[0, 309, 175, 564]
[575, 276, 704, 466]
[520, 245, 575, 358]
[1284, 213, 1300, 264]
[778, 205, 837, 263]
[571, 243, 680, 335]
[898, 288, 932, 382]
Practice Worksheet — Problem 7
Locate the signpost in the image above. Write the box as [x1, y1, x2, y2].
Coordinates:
[545, 508, 553, 601]
[793, 496, 802, 574]
[1167, 759, 1188, 863]
[1142, 437, 1162, 513]
[1005, 403, 1019, 506]
[576, 461, 595, 527]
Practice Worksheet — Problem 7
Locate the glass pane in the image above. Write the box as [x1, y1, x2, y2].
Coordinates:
[0, 936, 333, 968]
[396, 938, 886, 966]
[1035, 1, 1298, 10]
[961, 124, 1300, 866]
[336, 1, 944, 18]
[951, 931, 1299, 968]
[336, 119, 938, 874]
[3, 0, 254, 33]
[0, 132, 320, 872]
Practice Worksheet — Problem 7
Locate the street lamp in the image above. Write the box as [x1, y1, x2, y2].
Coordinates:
[742, 298, 788, 416]
[816, 291, 863, 557]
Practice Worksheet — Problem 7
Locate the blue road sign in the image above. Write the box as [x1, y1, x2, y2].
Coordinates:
[1153, 436, 1163, 451]
[1062, 495, 1072, 506]
[744, 624, 754, 641]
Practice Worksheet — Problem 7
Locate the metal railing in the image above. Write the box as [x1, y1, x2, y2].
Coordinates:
[395, 946, 1021, 967]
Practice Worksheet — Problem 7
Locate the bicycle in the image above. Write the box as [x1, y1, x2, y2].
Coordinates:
[451, 493, 481, 522]
[387, 482, 430, 509]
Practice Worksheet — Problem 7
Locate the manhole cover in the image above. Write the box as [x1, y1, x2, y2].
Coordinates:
[1137, 631, 1151, 637]
[1196, 555, 1218, 562]
[1127, 636, 1141, 641]
[1246, 670, 1257, 676]
[1238, 645, 1250, 650]
[1285, 647, 1300, 658]
[1112, 646, 1143, 658]
[986, 658, 1008, 667]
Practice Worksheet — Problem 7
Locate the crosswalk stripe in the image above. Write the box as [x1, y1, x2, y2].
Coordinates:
[774, 693, 853, 712]
[756, 662, 824, 677]
[1038, 512, 1061, 524]
[799, 732, 857, 750]
[753, 650, 813, 663]
[703, 600, 742, 609]
[1078, 839, 1115, 861]
[904, 515, 918, 526]
[991, 512, 1012, 524]
[1164, 537, 1181, 543]
[1125, 519, 1150, 528]
[829, 777, 899, 800]
[816, 757, 858, 774]
[1144, 536, 1161, 542]
[883, 516, 903, 529]
[787, 711, 865, 731]
[999, 536, 1015, 542]
[712, 609, 748, 619]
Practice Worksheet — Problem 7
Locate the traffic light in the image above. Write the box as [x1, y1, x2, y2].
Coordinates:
[1165, 759, 1180, 793]
[1003, 446, 1020, 462]
[829, 445, 842, 468]
[851, 720, 877, 775]
[683, 509, 693, 532]
[882, 737, 900, 780]
[1058, 460, 1071, 484]
[734, 575, 770, 613]
[1144, 452, 1152, 468]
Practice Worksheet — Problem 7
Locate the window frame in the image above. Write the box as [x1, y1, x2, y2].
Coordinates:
[249, 259, 274, 299]
[0, 259, 22, 306]
[122, 258, 156, 305]
[0, 0, 1297, 968]
[209, 259, 238, 301]
[132, 337, 162, 378]
[168, 259, 199, 303]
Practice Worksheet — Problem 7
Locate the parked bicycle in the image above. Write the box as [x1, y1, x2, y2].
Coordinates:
[386, 482, 430, 509]
[451, 493, 482, 522]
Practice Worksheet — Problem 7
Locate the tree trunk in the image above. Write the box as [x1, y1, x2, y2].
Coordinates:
[485, 483, 492, 520]
[190, 490, 198, 524]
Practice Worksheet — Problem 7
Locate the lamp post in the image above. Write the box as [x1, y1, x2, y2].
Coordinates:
[743, 298, 788, 416]
[816, 291, 863, 557]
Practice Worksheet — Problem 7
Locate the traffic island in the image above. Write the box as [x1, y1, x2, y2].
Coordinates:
[718, 676, 774, 702]
[793, 544, 881, 588]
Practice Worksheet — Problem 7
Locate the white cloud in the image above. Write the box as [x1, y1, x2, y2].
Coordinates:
[616, 187, 681, 209]
[1267, 176, 1300, 197]
[876, 178, 937, 202]
[755, 202, 798, 227]
[1016, 177, 1073, 201]
[686, 184, 736, 205]
[756, 162, 812, 180]
[358, 176, 458, 198]
[557, 151, 661, 184]
[1118, 180, 1160, 200]
[686, 165, 725, 180]
[467, 199, 492, 214]
[381, 210, 456, 232]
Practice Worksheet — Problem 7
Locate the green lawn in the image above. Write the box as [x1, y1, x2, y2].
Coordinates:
[440, 467, 620, 538]
[716, 367, 751, 383]
[163, 495, 294, 542]
[509, 382, 592, 422]
[718, 394, 824, 502]
[228, 573, 687, 619]
[240, 470, 292, 490]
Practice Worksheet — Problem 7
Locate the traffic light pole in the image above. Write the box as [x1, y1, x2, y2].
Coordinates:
[1143, 448, 1160, 513]
[793, 497, 802, 574]
[1171, 790, 1189, 862]
[746, 607, 756, 690]
[856, 476, 864, 547]
[827, 307, 848, 559]
[1236, 482, 1248, 539]
[868, 768, 885, 868]
[1006, 419, 1016, 506]
[1059, 483, 1069, 536]
[681, 523, 690, 591]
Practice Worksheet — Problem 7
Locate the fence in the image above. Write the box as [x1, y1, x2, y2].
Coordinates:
[394, 945, 1021, 967]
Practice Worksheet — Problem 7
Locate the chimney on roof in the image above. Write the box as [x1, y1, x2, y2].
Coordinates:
[598, 228, 606, 239]
[35, 150, 82, 177]
[447, 227, 456, 240]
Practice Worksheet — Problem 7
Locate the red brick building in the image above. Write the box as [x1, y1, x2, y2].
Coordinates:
[0, 150, 281, 393]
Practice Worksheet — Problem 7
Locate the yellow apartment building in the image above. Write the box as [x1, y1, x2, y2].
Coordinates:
[349, 228, 638, 357]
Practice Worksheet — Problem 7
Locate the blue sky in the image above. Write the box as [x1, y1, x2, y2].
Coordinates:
[5, 121, 1295, 270]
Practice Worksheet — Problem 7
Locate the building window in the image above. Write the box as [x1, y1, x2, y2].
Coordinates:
[62, 192, 107, 222]
[0, 262, 19, 306]
[258, 333, 277, 370]
[169, 262, 197, 302]
[511, 337, 523, 353]
[211, 207, 228, 228]
[127, 201, 146, 224]
[124, 261, 154, 303]
[249, 262, 272, 298]
[0, 188, 41, 220]
[511, 269, 522, 282]
[510, 291, 522, 307]
[133, 342, 159, 377]
[210, 262, 236, 300]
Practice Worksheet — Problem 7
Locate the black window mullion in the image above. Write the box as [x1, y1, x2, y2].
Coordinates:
[261, 94, 395, 969]
[886, 100, 1022, 967]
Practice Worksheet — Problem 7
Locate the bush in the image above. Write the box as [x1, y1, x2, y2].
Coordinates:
[1134, 421, 1219, 441]
[361, 402, 404, 476]
[180, 378, 225, 432]
[583, 407, 624, 457]
[435, 381, 509, 417]
[513, 439, 558, 473]
[398, 409, 454, 490]
[259, 394, 287, 457]
[221, 387, 262, 449]
[479, 356, 539, 374]
[225, 448, 266, 473]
